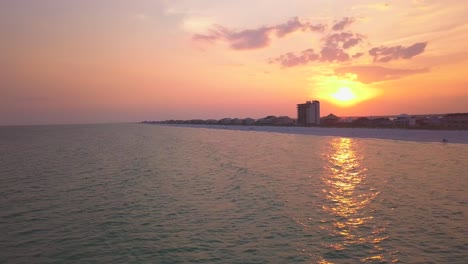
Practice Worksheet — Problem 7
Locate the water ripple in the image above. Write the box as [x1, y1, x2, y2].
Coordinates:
[0, 124, 467, 263]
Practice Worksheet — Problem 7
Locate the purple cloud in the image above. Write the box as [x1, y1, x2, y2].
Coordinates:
[270, 31, 364, 66]
[193, 16, 429, 69]
[343, 37, 362, 49]
[192, 26, 225, 43]
[324, 32, 364, 49]
[332, 17, 355, 31]
[308, 23, 327, 32]
[320, 46, 350, 62]
[352, 52, 364, 58]
[335, 65, 429, 83]
[193, 26, 273, 49]
[276, 17, 307, 37]
[226, 27, 273, 50]
[315, 32, 363, 63]
[369, 42, 428, 62]
[269, 49, 319, 67]
[192, 17, 325, 50]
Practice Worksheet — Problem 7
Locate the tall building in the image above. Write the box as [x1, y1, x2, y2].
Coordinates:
[297, 100, 320, 126]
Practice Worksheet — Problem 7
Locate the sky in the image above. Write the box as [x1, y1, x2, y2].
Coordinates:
[1, 0, 468, 125]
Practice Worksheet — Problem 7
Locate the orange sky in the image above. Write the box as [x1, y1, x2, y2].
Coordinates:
[1, 0, 467, 125]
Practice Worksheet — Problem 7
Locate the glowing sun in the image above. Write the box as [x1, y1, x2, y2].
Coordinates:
[331, 87, 357, 104]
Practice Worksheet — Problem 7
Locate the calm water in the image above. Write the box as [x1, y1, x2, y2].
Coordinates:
[1, 124, 467, 263]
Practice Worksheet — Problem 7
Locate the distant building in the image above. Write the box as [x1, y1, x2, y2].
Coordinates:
[420, 116, 443, 127]
[352, 117, 371, 127]
[275, 116, 295, 125]
[218, 118, 232, 125]
[230, 118, 242, 125]
[371, 117, 392, 127]
[242, 118, 256, 125]
[257, 116, 277, 125]
[339, 117, 355, 123]
[444, 113, 468, 128]
[206, 119, 219, 124]
[394, 114, 416, 127]
[297, 100, 320, 126]
[321, 113, 341, 126]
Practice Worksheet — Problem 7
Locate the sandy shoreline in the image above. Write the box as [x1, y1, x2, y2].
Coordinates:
[157, 124, 468, 144]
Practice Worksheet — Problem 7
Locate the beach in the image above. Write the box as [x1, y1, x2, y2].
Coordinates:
[161, 124, 468, 144]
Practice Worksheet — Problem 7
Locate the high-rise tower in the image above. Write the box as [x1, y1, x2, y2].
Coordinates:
[297, 100, 320, 126]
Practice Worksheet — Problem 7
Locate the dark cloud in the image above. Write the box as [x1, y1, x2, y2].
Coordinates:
[269, 49, 319, 67]
[308, 23, 327, 32]
[335, 65, 429, 83]
[324, 32, 364, 49]
[270, 31, 364, 66]
[194, 16, 429, 69]
[343, 37, 362, 49]
[275, 17, 303, 37]
[193, 17, 325, 50]
[320, 46, 350, 62]
[369, 42, 427, 62]
[352, 52, 364, 58]
[226, 27, 273, 50]
[326, 32, 352, 44]
[270, 45, 350, 67]
[316, 32, 363, 63]
[275, 17, 323, 37]
[193, 26, 273, 49]
[192, 26, 224, 43]
[332, 17, 355, 31]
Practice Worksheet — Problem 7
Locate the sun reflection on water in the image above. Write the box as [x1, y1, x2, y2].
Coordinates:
[319, 138, 395, 263]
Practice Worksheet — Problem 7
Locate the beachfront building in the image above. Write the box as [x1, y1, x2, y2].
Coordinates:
[256, 116, 277, 125]
[275, 116, 295, 125]
[321, 113, 341, 126]
[443, 113, 468, 128]
[218, 118, 232, 125]
[394, 114, 416, 127]
[297, 100, 320, 126]
[242, 118, 256, 125]
[371, 117, 392, 127]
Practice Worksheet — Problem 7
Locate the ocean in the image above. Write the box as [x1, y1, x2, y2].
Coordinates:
[1, 123, 467, 263]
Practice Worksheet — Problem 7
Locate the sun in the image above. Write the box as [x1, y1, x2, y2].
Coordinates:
[308, 72, 380, 107]
[331, 87, 357, 104]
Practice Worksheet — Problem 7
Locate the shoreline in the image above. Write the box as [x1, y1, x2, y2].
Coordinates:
[153, 124, 468, 144]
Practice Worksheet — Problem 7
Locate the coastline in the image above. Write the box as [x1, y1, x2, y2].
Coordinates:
[153, 124, 468, 144]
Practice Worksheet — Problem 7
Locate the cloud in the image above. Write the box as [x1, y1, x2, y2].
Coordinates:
[270, 31, 364, 66]
[269, 49, 319, 67]
[325, 32, 364, 49]
[332, 17, 355, 31]
[352, 52, 365, 58]
[268, 25, 428, 67]
[271, 45, 350, 67]
[193, 15, 429, 69]
[320, 46, 350, 62]
[369, 42, 427, 62]
[343, 37, 362, 49]
[193, 26, 272, 49]
[192, 17, 325, 50]
[276, 17, 312, 37]
[192, 26, 224, 42]
[308, 23, 327, 32]
[335, 65, 429, 83]
[226, 27, 273, 50]
[316, 32, 364, 63]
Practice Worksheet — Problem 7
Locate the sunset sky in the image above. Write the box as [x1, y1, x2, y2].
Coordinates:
[1, 0, 467, 125]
